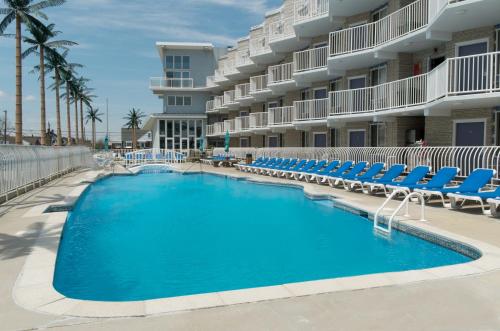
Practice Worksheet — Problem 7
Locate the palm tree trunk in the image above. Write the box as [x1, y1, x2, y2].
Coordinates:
[74, 94, 79, 144]
[15, 14, 23, 145]
[66, 82, 71, 145]
[79, 99, 84, 144]
[39, 47, 47, 145]
[55, 73, 62, 146]
[92, 119, 96, 149]
[132, 127, 136, 149]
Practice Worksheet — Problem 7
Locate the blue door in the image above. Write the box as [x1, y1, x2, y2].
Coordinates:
[314, 133, 327, 147]
[455, 121, 484, 146]
[457, 42, 488, 92]
[349, 77, 366, 112]
[349, 130, 365, 147]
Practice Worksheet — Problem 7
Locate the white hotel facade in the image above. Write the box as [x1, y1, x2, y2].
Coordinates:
[148, 0, 500, 152]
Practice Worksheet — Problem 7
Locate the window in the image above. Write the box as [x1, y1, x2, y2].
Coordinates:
[159, 120, 165, 135]
[165, 55, 191, 87]
[240, 137, 249, 147]
[371, 6, 388, 22]
[166, 55, 190, 69]
[330, 79, 341, 92]
[166, 95, 192, 106]
[330, 128, 339, 147]
[370, 123, 386, 147]
[159, 119, 204, 151]
[313, 132, 327, 147]
[300, 89, 310, 101]
[496, 27, 500, 51]
[268, 136, 279, 148]
[370, 65, 387, 86]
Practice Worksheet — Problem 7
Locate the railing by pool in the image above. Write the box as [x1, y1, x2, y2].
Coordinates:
[124, 149, 185, 168]
[0, 146, 94, 202]
[216, 146, 500, 180]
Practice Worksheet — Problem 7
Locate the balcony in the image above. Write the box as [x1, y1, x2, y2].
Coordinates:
[268, 16, 309, 53]
[235, 116, 251, 135]
[268, 106, 295, 128]
[293, 98, 329, 127]
[214, 68, 230, 86]
[236, 47, 260, 73]
[293, 45, 332, 84]
[149, 78, 195, 92]
[206, 95, 225, 114]
[328, 51, 500, 123]
[250, 74, 272, 101]
[224, 119, 236, 134]
[249, 29, 283, 65]
[268, 62, 296, 95]
[206, 122, 224, 137]
[235, 83, 254, 106]
[293, 0, 332, 38]
[223, 90, 239, 110]
[206, 76, 217, 89]
[224, 59, 246, 80]
[249, 112, 269, 133]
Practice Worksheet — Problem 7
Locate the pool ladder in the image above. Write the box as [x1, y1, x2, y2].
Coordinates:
[374, 189, 426, 236]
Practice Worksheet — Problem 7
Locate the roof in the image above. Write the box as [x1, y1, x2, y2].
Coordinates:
[155, 42, 215, 50]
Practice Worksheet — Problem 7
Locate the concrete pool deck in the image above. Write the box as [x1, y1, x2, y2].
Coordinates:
[3, 164, 500, 330]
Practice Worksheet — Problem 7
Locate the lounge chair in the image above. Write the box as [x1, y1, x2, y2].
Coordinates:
[340, 162, 385, 191]
[236, 157, 265, 171]
[382, 165, 431, 196]
[249, 158, 278, 173]
[304, 160, 340, 183]
[281, 159, 315, 179]
[415, 168, 496, 207]
[274, 159, 306, 177]
[316, 161, 353, 184]
[361, 164, 407, 194]
[293, 160, 327, 181]
[259, 158, 290, 175]
[291, 160, 319, 180]
[327, 162, 369, 187]
[486, 198, 500, 217]
[386, 167, 459, 193]
[254, 158, 283, 173]
[447, 184, 500, 214]
[266, 158, 298, 176]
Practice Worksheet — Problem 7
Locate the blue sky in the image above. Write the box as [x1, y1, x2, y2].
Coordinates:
[0, 0, 282, 140]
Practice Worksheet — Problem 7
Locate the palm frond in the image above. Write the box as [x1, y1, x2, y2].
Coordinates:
[28, 0, 65, 12]
[0, 10, 15, 34]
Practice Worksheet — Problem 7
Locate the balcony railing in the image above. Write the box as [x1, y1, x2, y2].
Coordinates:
[206, 100, 215, 113]
[330, 52, 500, 116]
[269, 16, 295, 42]
[294, 0, 329, 23]
[225, 59, 239, 76]
[237, 48, 253, 67]
[268, 106, 295, 126]
[206, 122, 224, 136]
[250, 35, 271, 56]
[268, 62, 294, 84]
[235, 83, 251, 99]
[250, 112, 269, 129]
[294, 46, 328, 72]
[294, 98, 329, 121]
[250, 74, 270, 93]
[224, 119, 236, 133]
[329, 0, 429, 57]
[206, 75, 216, 88]
[150, 78, 194, 89]
[235, 116, 250, 132]
[223, 90, 236, 106]
[214, 68, 226, 82]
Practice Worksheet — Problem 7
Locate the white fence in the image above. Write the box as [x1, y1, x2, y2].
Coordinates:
[295, 98, 330, 121]
[269, 16, 295, 42]
[235, 83, 251, 99]
[250, 74, 270, 93]
[268, 62, 294, 84]
[294, 0, 329, 23]
[150, 78, 194, 89]
[235, 116, 250, 132]
[294, 46, 328, 72]
[269, 106, 295, 126]
[250, 35, 270, 56]
[223, 90, 236, 106]
[222, 147, 500, 180]
[250, 112, 269, 129]
[124, 149, 186, 168]
[236, 48, 253, 67]
[0, 146, 93, 200]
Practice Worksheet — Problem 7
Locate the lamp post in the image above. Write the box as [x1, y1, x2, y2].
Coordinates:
[3, 110, 6, 145]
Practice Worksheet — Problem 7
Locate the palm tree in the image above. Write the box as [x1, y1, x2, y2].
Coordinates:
[22, 23, 75, 145]
[72, 76, 91, 144]
[123, 108, 145, 149]
[0, 0, 66, 144]
[80, 87, 96, 144]
[59, 59, 82, 145]
[85, 107, 102, 149]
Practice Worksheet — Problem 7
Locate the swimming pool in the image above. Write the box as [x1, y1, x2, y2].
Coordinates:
[54, 172, 471, 302]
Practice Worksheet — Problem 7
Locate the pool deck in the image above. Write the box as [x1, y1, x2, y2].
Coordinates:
[3, 164, 500, 330]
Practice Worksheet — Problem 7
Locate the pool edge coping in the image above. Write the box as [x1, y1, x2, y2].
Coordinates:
[11, 167, 500, 318]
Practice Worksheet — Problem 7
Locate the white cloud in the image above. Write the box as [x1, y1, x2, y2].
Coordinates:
[25, 95, 36, 102]
[0, 90, 6, 99]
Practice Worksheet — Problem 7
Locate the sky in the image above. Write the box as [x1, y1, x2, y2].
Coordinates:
[0, 0, 282, 141]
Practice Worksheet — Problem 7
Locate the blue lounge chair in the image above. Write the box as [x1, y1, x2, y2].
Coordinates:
[415, 168, 496, 207]
[249, 158, 277, 172]
[259, 158, 290, 174]
[292, 160, 319, 180]
[254, 158, 283, 173]
[304, 160, 340, 183]
[316, 161, 354, 184]
[327, 161, 368, 187]
[282, 159, 315, 179]
[236, 157, 266, 171]
[383, 165, 431, 196]
[267, 158, 298, 176]
[390, 167, 459, 192]
[341, 162, 385, 190]
[294, 160, 327, 181]
[447, 187, 500, 214]
[274, 159, 305, 177]
[361, 164, 407, 194]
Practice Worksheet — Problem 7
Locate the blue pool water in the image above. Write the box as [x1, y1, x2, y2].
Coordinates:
[54, 173, 471, 301]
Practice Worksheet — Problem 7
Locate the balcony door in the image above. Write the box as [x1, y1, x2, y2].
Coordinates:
[456, 40, 489, 93]
[454, 120, 485, 146]
[349, 76, 366, 113]
[313, 132, 327, 147]
[348, 130, 366, 147]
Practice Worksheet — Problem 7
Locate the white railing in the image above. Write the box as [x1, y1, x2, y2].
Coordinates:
[250, 74, 270, 93]
[213, 147, 259, 159]
[268, 62, 294, 84]
[330, 74, 427, 115]
[206, 122, 225, 136]
[224, 119, 236, 133]
[237, 47, 253, 67]
[235, 116, 250, 132]
[223, 90, 236, 105]
[206, 100, 215, 113]
[250, 112, 269, 129]
[150, 78, 194, 89]
[251, 146, 500, 179]
[235, 83, 251, 99]
[269, 106, 295, 126]
[124, 149, 185, 168]
[214, 68, 227, 82]
[329, 0, 429, 57]
[294, 98, 329, 121]
[330, 52, 500, 116]
[294, 0, 329, 23]
[225, 59, 239, 76]
[206, 75, 216, 88]
[294, 46, 328, 72]
[250, 34, 270, 56]
[0, 146, 93, 200]
[269, 16, 295, 42]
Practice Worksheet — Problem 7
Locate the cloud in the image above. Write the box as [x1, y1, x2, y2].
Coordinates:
[25, 95, 36, 102]
[0, 90, 6, 99]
